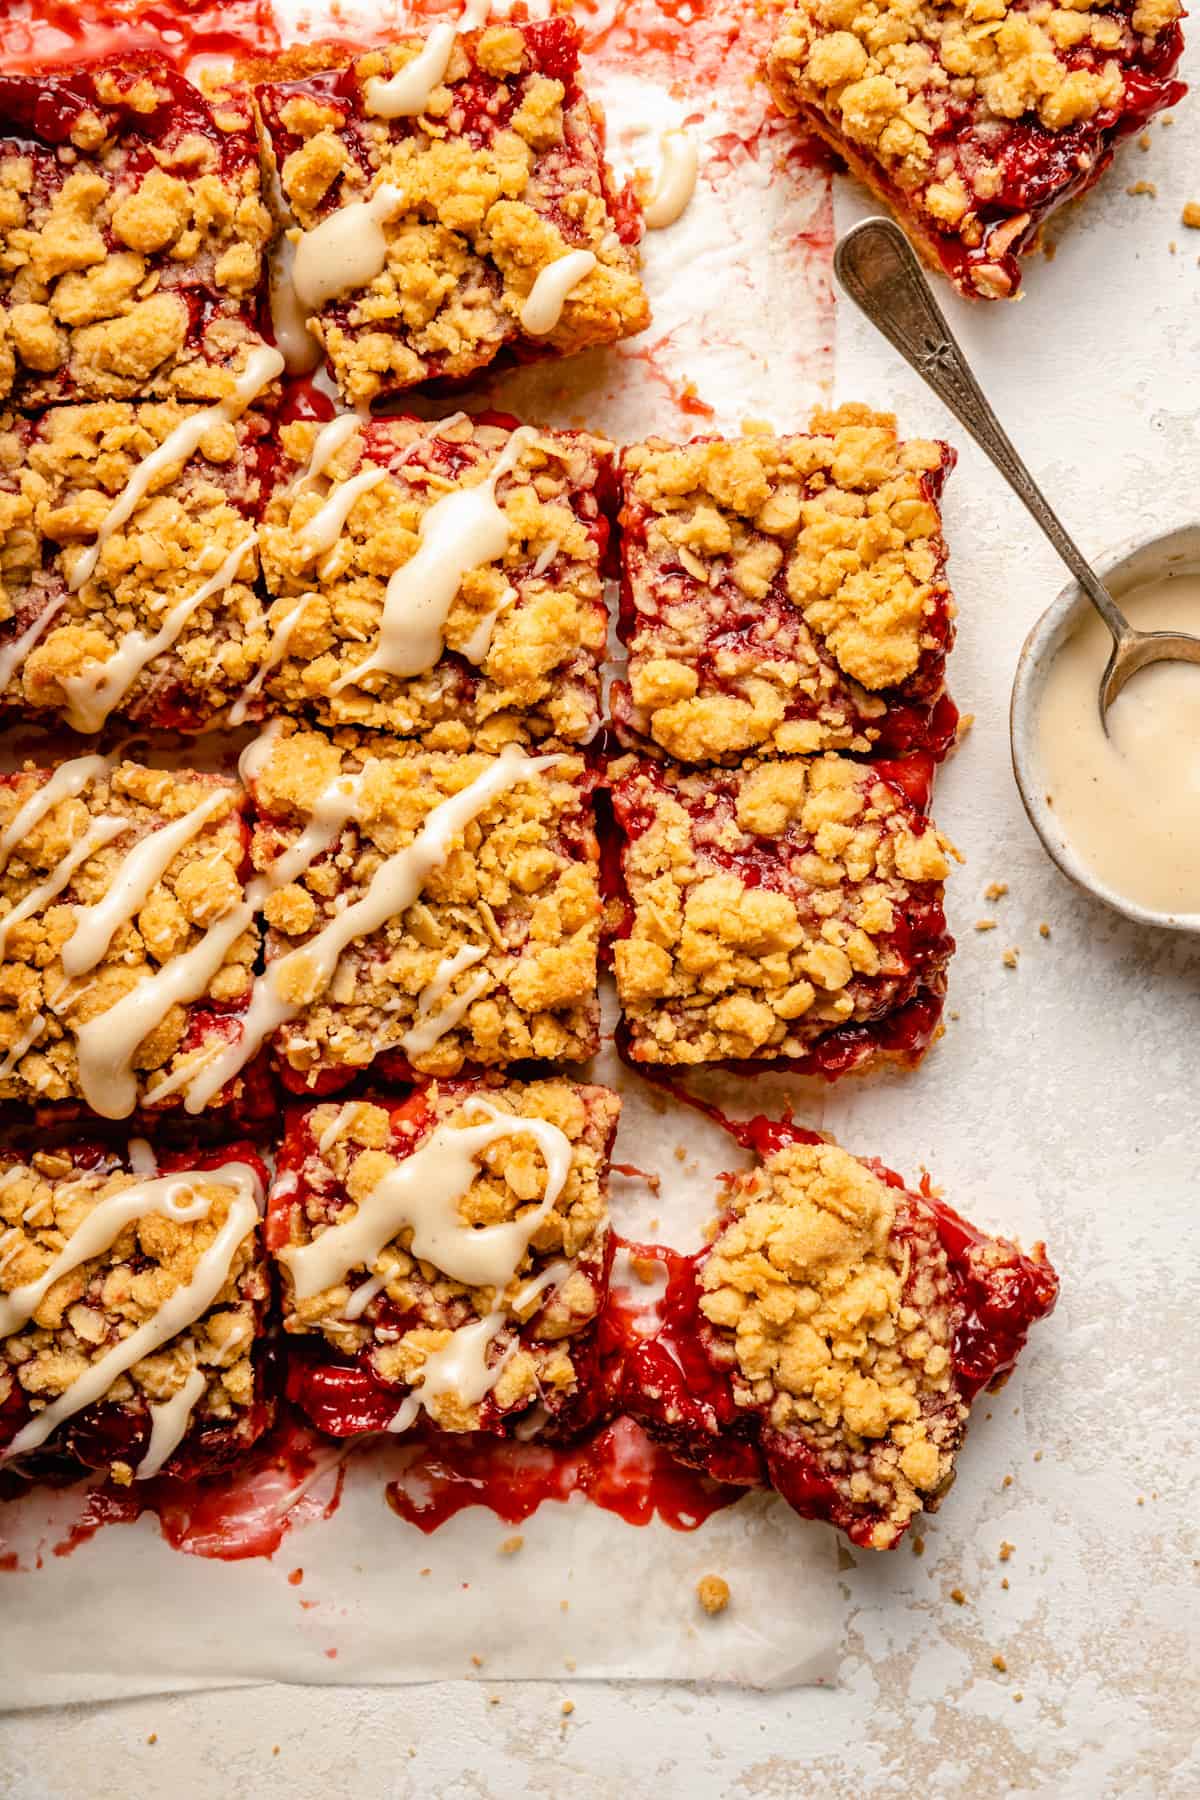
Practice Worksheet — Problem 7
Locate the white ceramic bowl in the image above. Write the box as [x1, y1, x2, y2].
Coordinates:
[1009, 521, 1200, 934]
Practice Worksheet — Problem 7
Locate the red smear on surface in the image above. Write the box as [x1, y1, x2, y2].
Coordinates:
[1, 0, 281, 70]
[385, 1414, 738, 1535]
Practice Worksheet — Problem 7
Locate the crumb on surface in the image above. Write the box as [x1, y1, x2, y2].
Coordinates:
[500, 1535, 525, 1555]
[1127, 179, 1158, 197]
[146, 1735, 158, 1746]
[999, 1541, 1015, 1562]
[1002, 1577, 1010, 1590]
[1002, 948, 1019, 968]
[975, 918, 997, 932]
[561, 1699, 575, 1717]
[984, 881, 1008, 900]
[950, 1586, 966, 1605]
[1182, 201, 1200, 228]
[911, 1534, 926, 1556]
[697, 1573, 731, 1614]
[993, 1653, 1008, 1673]
[1039, 922, 1051, 938]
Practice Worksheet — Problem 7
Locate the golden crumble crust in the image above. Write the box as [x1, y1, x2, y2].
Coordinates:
[0, 1146, 267, 1476]
[0, 762, 257, 1108]
[699, 1138, 963, 1548]
[255, 20, 649, 406]
[249, 726, 602, 1083]
[273, 1079, 619, 1431]
[0, 59, 272, 404]
[259, 414, 612, 748]
[767, 0, 1184, 297]
[616, 405, 956, 763]
[611, 753, 955, 1067]
[0, 401, 271, 729]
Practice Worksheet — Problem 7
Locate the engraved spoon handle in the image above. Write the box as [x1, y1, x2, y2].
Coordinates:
[834, 216, 1132, 648]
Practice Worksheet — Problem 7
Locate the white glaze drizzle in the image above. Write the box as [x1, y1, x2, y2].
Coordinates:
[68, 347, 283, 592]
[0, 755, 113, 873]
[0, 1165, 248, 1338]
[363, 0, 491, 118]
[461, 584, 517, 664]
[183, 746, 558, 1114]
[61, 791, 227, 978]
[134, 1366, 208, 1480]
[292, 184, 403, 312]
[74, 755, 371, 1120]
[0, 1014, 45, 1080]
[237, 716, 285, 786]
[519, 250, 597, 335]
[342, 1268, 388, 1322]
[317, 1101, 364, 1155]
[1, 1171, 261, 1461]
[293, 414, 362, 493]
[0, 599, 65, 695]
[297, 464, 387, 561]
[280, 1098, 570, 1297]
[531, 538, 560, 577]
[127, 1138, 157, 1176]
[387, 1311, 511, 1434]
[399, 948, 489, 1058]
[62, 535, 256, 734]
[269, 231, 322, 375]
[0, 816, 129, 959]
[228, 601, 309, 727]
[643, 130, 699, 229]
[332, 427, 538, 688]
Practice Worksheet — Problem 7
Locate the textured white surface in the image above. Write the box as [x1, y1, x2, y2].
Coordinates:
[5, 17, 1200, 1796]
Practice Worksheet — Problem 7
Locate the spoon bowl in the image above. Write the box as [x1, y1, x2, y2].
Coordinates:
[1010, 522, 1200, 935]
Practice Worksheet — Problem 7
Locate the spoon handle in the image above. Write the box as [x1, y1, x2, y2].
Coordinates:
[834, 217, 1130, 645]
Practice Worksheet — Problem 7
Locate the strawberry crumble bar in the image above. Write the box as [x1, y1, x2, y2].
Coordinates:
[246, 725, 602, 1091]
[258, 411, 613, 748]
[0, 399, 272, 731]
[767, 0, 1186, 299]
[0, 56, 272, 405]
[0, 1141, 272, 1482]
[253, 18, 649, 406]
[271, 1078, 619, 1438]
[623, 1117, 1058, 1548]
[609, 751, 956, 1074]
[0, 759, 261, 1115]
[613, 407, 959, 764]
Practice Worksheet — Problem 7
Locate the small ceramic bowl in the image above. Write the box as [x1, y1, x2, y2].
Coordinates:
[1010, 521, 1200, 934]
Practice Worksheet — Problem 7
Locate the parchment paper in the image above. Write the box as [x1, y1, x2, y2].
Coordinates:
[0, 0, 846, 1700]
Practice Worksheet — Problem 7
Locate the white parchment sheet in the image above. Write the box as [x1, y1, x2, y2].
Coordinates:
[0, 0, 847, 1699]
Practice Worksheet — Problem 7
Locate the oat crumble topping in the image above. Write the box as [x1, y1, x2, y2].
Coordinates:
[0, 1145, 267, 1475]
[767, 0, 1185, 298]
[0, 401, 270, 728]
[699, 1138, 965, 1548]
[0, 59, 271, 405]
[255, 21, 649, 407]
[0, 762, 257, 1109]
[259, 413, 612, 747]
[272, 1079, 619, 1431]
[616, 405, 957, 762]
[248, 725, 601, 1084]
[611, 752, 955, 1068]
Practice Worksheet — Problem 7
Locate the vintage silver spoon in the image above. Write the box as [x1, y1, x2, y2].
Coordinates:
[834, 216, 1200, 726]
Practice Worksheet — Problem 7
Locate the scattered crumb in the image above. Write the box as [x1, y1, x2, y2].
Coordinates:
[561, 1599, 569, 1612]
[1182, 201, 1200, 228]
[630, 1254, 661, 1284]
[956, 713, 975, 741]
[272, 1746, 280, 1757]
[561, 1700, 575, 1717]
[1002, 948, 1019, 968]
[674, 1145, 687, 1162]
[1033, 1450, 1043, 1463]
[471, 1654, 484, 1668]
[1039, 922, 1051, 938]
[146, 1735, 158, 1746]
[1001, 1577, 1010, 1591]
[993, 1653, 1008, 1673]
[565, 1657, 577, 1672]
[420, 1567, 431, 1577]
[500, 1535, 524, 1556]
[950, 1587, 967, 1606]
[999, 1541, 1015, 1563]
[1014, 1692, 1024, 1704]
[1138, 1495, 1145, 1506]
[489, 1695, 501, 1706]
[975, 918, 997, 933]
[1126, 179, 1157, 197]
[985, 881, 1008, 901]
[287, 1568, 303, 1586]
[698, 1574, 731, 1614]
[1170, 240, 1178, 254]
[911, 1534, 926, 1557]
[1003, 1475, 1014, 1489]
[1163, 112, 1175, 124]
[949, 1009, 960, 1020]
[1139, 131, 1152, 149]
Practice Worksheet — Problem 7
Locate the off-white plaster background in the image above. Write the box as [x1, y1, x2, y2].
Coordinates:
[4, 16, 1200, 1796]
